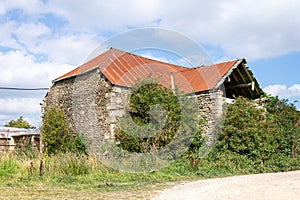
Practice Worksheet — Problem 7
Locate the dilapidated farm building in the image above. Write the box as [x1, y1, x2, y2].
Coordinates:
[43, 48, 263, 152]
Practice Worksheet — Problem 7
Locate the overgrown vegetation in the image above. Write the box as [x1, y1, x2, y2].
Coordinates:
[1, 90, 300, 197]
[41, 106, 87, 155]
[202, 96, 300, 174]
[115, 82, 182, 153]
[112, 78, 300, 173]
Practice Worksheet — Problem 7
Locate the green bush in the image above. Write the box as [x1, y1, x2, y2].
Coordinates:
[41, 106, 87, 155]
[213, 97, 300, 173]
[115, 82, 182, 153]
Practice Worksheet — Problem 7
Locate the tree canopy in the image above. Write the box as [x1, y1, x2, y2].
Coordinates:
[4, 116, 35, 129]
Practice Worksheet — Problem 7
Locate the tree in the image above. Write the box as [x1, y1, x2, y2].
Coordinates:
[5, 116, 35, 129]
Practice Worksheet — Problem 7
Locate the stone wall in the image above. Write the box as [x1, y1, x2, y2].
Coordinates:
[108, 86, 224, 140]
[43, 69, 112, 153]
[44, 71, 224, 153]
[196, 90, 224, 139]
[108, 86, 131, 138]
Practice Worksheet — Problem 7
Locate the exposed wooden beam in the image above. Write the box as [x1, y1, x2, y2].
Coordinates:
[230, 70, 248, 97]
[241, 63, 261, 98]
[226, 82, 253, 89]
[236, 64, 257, 98]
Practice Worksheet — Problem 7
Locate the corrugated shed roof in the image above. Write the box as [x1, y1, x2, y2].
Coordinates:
[54, 48, 241, 93]
[0, 127, 39, 138]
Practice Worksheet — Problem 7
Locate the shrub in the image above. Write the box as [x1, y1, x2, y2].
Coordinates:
[41, 106, 87, 155]
[115, 81, 182, 153]
[214, 97, 300, 172]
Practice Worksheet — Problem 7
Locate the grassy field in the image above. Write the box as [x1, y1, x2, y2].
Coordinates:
[1, 150, 300, 199]
[2, 151, 300, 199]
[0, 152, 197, 199]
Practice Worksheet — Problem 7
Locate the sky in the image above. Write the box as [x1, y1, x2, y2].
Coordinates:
[0, 0, 300, 127]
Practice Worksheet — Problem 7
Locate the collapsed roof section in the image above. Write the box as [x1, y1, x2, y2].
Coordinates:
[53, 48, 263, 99]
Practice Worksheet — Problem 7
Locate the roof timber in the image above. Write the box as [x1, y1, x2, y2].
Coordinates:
[222, 60, 263, 99]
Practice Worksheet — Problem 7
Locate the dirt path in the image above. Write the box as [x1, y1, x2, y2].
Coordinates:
[151, 171, 300, 200]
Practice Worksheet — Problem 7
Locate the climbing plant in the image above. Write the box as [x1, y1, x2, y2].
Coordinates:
[115, 81, 182, 153]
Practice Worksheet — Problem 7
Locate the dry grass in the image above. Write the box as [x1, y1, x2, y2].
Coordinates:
[0, 152, 192, 199]
[0, 181, 179, 200]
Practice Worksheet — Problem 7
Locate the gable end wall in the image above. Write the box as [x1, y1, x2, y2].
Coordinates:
[43, 70, 111, 153]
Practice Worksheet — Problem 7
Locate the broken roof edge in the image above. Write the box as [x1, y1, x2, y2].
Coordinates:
[213, 58, 245, 90]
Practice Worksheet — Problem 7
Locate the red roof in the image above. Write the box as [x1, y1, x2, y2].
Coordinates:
[54, 48, 242, 93]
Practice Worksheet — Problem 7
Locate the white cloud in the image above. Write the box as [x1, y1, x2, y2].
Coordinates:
[157, 0, 300, 60]
[0, 0, 46, 15]
[0, 50, 75, 87]
[42, 0, 300, 61]
[0, 97, 42, 126]
[14, 22, 51, 49]
[34, 33, 102, 64]
[0, 21, 51, 53]
[0, 21, 22, 49]
[46, 0, 160, 32]
[0, 98, 41, 115]
[2, 0, 300, 61]
[0, 21, 100, 65]
[0, 106, 41, 127]
[264, 84, 300, 98]
[0, 50, 76, 127]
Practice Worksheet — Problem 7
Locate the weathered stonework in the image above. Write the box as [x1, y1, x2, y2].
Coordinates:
[108, 86, 131, 138]
[43, 69, 225, 153]
[196, 90, 224, 137]
[44, 69, 112, 153]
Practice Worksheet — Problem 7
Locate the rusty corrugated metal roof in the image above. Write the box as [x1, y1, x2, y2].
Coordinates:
[54, 48, 241, 93]
[175, 60, 240, 93]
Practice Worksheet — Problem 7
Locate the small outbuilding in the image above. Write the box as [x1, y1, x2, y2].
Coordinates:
[0, 127, 40, 152]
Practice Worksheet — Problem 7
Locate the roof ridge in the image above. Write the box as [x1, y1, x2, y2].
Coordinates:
[175, 58, 243, 73]
[109, 47, 189, 70]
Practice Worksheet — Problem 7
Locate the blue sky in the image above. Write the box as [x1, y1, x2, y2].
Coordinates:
[0, 0, 300, 127]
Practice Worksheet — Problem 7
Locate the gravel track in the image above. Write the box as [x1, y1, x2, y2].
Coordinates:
[151, 171, 300, 200]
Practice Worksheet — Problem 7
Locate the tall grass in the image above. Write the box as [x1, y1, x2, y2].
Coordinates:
[0, 149, 299, 193]
[0, 153, 19, 177]
[0, 152, 188, 189]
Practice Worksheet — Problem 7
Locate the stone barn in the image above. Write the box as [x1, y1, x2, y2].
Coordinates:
[42, 48, 263, 153]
